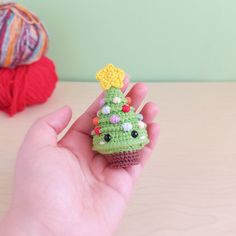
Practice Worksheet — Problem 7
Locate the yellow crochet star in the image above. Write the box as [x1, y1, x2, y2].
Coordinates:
[96, 64, 125, 90]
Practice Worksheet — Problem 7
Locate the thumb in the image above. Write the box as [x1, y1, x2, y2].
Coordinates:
[23, 106, 72, 149]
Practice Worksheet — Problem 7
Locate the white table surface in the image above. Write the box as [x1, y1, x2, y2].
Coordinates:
[1, 82, 236, 236]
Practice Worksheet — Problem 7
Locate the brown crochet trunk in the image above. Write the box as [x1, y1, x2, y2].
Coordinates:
[105, 150, 141, 168]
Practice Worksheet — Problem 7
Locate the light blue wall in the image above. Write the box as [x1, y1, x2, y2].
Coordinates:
[20, 0, 236, 81]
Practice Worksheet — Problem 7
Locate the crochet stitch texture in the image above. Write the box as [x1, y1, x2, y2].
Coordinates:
[92, 64, 149, 155]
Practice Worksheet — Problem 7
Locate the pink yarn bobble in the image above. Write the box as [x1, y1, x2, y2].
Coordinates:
[110, 115, 120, 124]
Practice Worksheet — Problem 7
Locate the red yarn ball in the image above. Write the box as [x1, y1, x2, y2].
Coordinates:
[0, 56, 58, 116]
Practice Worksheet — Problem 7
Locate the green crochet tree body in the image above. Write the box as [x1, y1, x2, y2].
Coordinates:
[92, 87, 149, 154]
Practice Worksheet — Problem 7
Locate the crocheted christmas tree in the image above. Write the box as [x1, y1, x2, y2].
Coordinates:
[92, 64, 149, 168]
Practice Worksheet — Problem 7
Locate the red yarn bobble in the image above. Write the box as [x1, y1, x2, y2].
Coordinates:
[94, 126, 101, 135]
[0, 57, 58, 116]
[122, 104, 130, 113]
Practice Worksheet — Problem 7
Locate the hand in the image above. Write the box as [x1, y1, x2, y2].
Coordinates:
[0, 80, 159, 236]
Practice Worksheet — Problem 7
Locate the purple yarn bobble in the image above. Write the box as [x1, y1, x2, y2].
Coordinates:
[102, 106, 111, 114]
[110, 115, 120, 124]
[99, 98, 105, 107]
[122, 122, 133, 132]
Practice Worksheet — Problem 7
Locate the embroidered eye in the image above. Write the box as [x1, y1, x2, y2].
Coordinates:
[131, 130, 138, 138]
[104, 134, 112, 142]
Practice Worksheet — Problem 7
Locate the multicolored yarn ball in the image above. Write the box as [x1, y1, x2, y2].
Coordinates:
[0, 2, 48, 68]
[0, 1, 13, 4]
[0, 56, 57, 116]
[92, 64, 149, 168]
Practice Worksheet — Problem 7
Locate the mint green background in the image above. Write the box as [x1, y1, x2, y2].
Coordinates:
[19, 0, 236, 81]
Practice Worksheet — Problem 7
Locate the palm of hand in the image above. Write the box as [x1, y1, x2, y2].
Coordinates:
[11, 82, 159, 236]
